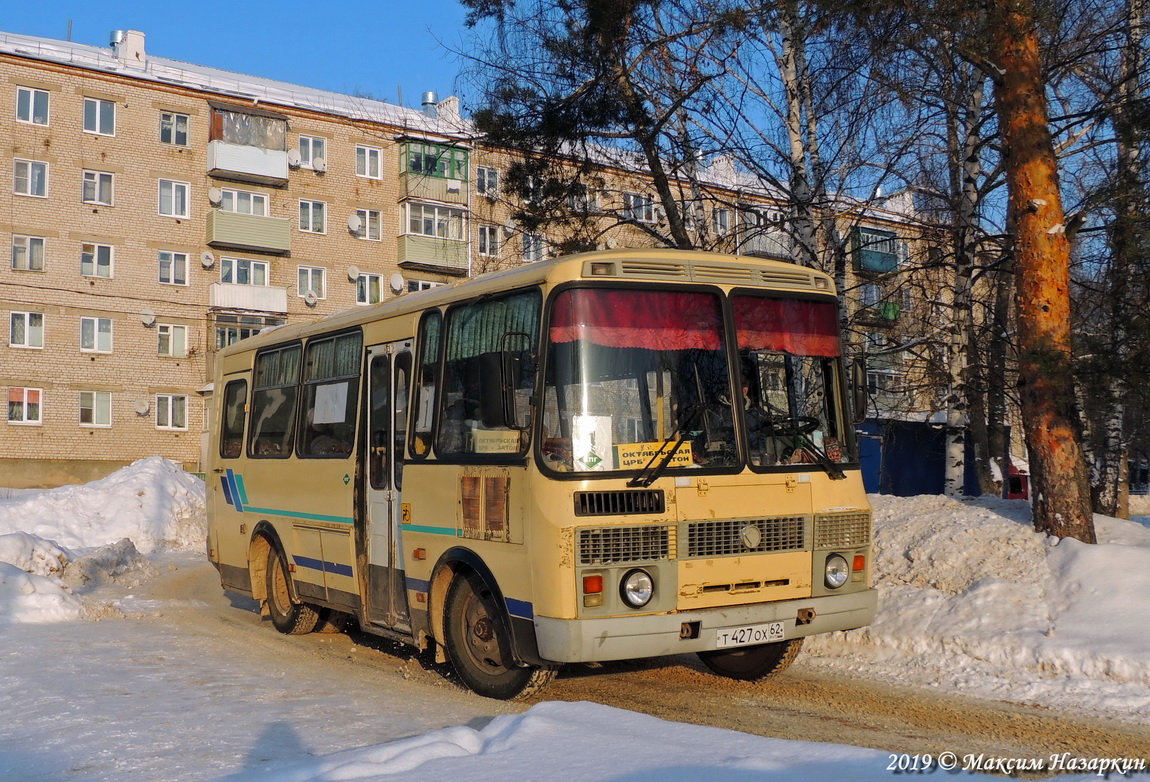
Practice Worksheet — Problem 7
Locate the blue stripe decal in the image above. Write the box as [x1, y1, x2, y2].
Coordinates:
[242, 506, 354, 524]
[402, 524, 461, 536]
[225, 470, 245, 512]
[292, 555, 354, 577]
[234, 472, 249, 505]
[219, 476, 234, 507]
[406, 577, 431, 592]
[506, 597, 534, 620]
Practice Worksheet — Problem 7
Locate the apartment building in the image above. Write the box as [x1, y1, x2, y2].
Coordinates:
[1, 28, 926, 488]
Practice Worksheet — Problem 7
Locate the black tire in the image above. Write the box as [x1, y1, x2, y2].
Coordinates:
[697, 638, 804, 681]
[265, 547, 320, 635]
[444, 571, 556, 700]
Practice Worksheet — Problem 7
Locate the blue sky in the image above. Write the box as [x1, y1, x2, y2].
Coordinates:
[3, 0, 478, 112]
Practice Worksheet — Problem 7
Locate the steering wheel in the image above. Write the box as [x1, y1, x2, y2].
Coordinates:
[762, 415, 821, 436]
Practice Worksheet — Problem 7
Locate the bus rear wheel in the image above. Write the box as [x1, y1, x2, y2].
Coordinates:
[697, 638, 804, 681]
[265, 547, 320, 635]
[444, 571, 555, 700]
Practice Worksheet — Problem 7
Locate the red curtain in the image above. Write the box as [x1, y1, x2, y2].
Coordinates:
[550, 290, 723, 350]
[733, 296, 841, 357]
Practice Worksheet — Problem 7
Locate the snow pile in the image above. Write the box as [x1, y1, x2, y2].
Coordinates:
[0, 456, 205, 553]
[804, 494, 1150, 719]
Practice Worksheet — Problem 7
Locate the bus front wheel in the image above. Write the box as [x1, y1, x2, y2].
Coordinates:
[697, 638, 804, 681]
[265, 547, 320, 635]
[444, 571, 555, 700]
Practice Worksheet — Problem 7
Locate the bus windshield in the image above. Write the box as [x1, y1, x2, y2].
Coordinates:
[540, 287, 853, 475]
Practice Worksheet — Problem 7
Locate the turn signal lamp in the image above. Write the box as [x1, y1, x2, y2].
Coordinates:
[852, 555, 866, 572]
[583, 575, 604, 594]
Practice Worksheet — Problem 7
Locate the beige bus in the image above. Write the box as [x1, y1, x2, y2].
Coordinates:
[206, 248, 876, 699]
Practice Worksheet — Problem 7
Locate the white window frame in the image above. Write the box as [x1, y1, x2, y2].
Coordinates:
[158, 251, 188, 286]
[356, 209, 382, 241]
[220, 257, 269, 286]
[408, 280, 445, 293]
[297, 266, 326, 299]
[8, 387, 43, 425]
[478, 224, 501, 257]
[299, 199, 327, 234]
[82, 170, 114, 206]
[158, 179, 190, 218]
[159, 111, 189, 146]
[9, 311, 44, 349]
[712, 208, 732, 235]
[356, 273, 383, 305]
[79, 390, 112, 428]
[220, 188, 268, 217]
[80, 316, 114, 354]
[157, 324, 188, 358]
[13, 159, 48, 198]
[83, 97, 116, 136]
[16, 86, 49, 126]
[405, 202, 466, 240]
[623, 192, 655, 223]
[156, 393, 188, 430]
[12, 235, 45, 271]
[476, 166, 499, 197]
[356, 145, 383, 179]
[523, 233, 546, 263]
[298, 135, 326, 170]
[81, 243, 114, 279]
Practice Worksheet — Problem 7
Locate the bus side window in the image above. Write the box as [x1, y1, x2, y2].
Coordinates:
[299, 331, 362, 458]
[220, 380, 248, 458]
[249, 344, 302, 458]
[410, 311, 441, 458]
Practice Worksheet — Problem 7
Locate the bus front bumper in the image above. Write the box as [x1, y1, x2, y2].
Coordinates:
[532, 588, 877, 664]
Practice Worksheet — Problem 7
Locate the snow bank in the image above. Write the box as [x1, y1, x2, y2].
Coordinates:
[0, 456, 205, 553]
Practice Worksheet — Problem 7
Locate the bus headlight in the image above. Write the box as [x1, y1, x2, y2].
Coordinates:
[824, 554, 850, 589]
[620, 569, 654, 608]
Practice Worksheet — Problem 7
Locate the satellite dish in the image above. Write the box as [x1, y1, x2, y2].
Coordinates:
[200, 251, 216, 268]
[503, 220, 516, 237]
[605, 238, 618, 249]
[347, 214, 363, 234]
[312, 156, 327, 173]
[207, 187, 223, 205]
[304, 290, 319, 307]
[389, 273, 405, 293]
[140, 310, 156, 327]
[346, 265, 361, 281]
[287, 148, 302, 168]
[134, 399, 151, 415]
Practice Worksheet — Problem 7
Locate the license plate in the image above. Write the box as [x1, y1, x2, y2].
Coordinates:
[715, 622, 785, 648]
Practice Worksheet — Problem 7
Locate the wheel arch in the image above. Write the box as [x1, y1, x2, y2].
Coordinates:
[248, 521, 291, 606]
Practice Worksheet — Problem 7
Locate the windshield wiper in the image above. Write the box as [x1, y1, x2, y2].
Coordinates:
[756, 414, 847, 481]
[627, 403, 705, 488]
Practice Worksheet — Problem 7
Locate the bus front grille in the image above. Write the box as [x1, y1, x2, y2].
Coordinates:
[687, 516, 806, 557]
[574, 490, 665, 516]
[813, 511, 872, 549]
[578, 525, 674, 565]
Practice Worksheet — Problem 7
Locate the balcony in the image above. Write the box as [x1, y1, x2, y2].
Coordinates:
[741, 229, 791, 260]
[208, 140, 289, 186]
[207, 209, 292, 255]
[398, 235, 469, 274]
[400, 171, 468, 205]
[209, 282, 288, 314]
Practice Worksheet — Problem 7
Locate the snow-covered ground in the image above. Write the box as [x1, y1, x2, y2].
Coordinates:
[1, 458, 1147, 781]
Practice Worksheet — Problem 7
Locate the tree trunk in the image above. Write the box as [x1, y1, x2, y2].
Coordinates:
[987, 0, 1095, 542]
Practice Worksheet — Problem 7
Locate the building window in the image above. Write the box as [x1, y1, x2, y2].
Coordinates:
[523, 233, 545, 263]
[566, 186, 600, 213]
[357, 273, 383, 305]
[476, 166, 499, 197]
[83, 97, 116, 136]
[215, 314, 284, 349]
[356, 209, 382, 241]
[298, 135, 326, 169]
[8, 387, 42, 425]
[158, 324, 188, 358]
[79, 390, 112, 427]
[220, 188, 268, 216]
[156, 394, 188, 430]
[866, 369, 904, 396]
[408, 280, 445, 292]
[478, 224, 500, 257]
[82, 170, 114, 206]
[14, 159, 48, 198]
[404, 142, 468, 180]
[713, 208, 732, 235]
[299, 200, 326, 233]
[159, 111, 189, 146]
[220, 257, 269, 286]
[16, 87, 49, 126]
[356, 145, 383, 179]
[158, 251, 188, 285]
[852, 227, 901, 274]
[81, 243, 114, 278]
[406, 202, 465, 240]
[80, 317, 113, 353]
[623, 193, 655, 223]
[298, 266, 326, 299]
[12, 236, 45, 271]
[159, 179, 190, 217]
[9, 312, 44, 349]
